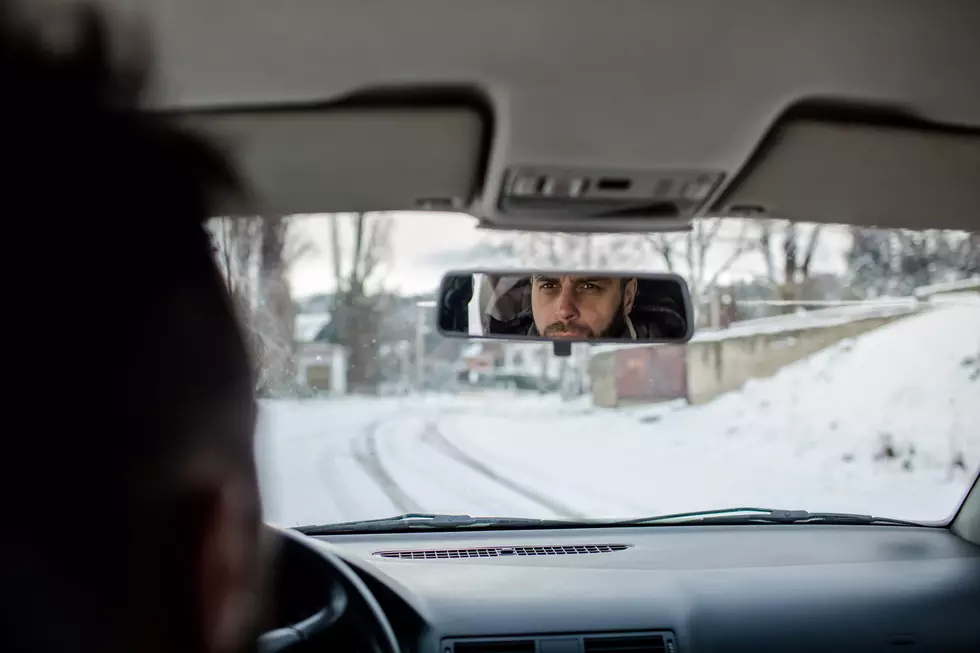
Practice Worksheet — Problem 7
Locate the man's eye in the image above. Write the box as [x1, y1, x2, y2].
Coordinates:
[580, 283, 599, 291]
[539, 282, 558, 289]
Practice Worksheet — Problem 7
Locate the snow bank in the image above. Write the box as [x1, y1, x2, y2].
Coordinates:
[441, 304, 980, 522]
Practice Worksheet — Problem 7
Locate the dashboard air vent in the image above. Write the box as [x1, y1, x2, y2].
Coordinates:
[446, 632, 675, 653]
[453, 640, 536, 653]
[584, 635, 668, 653]
[375, 543, 631, 560]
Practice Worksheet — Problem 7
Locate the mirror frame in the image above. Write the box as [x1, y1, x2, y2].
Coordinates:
[434, 268, 696, 345]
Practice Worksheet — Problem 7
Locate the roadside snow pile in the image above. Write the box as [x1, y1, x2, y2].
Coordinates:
[706, 303, 980, 475]
[440, 304, 980, 522]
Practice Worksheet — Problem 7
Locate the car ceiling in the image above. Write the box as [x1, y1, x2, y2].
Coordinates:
[92, 0, 980, 232]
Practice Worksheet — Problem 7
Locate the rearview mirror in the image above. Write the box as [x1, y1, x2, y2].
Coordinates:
[436, 270, 694, 343]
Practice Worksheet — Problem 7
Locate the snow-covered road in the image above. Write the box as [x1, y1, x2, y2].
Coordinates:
[256, 396, 589, 526]
[258, 303, 980, 527]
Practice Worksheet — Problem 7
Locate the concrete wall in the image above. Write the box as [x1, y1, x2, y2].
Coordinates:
[589, 311, 918, 408]
[685, 313, 911, 405]
[590, 350, 618, 408]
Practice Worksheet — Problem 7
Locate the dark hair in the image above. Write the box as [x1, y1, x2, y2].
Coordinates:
[0, 2, 256, 652]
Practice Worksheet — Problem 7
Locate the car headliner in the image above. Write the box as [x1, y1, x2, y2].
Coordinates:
[93, 0, 980, 232]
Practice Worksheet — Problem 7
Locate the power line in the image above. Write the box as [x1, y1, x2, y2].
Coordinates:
[735, 299, 917, 306]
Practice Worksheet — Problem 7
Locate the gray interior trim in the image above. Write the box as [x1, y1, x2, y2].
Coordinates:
[950, 475, 980, 544]
[180, 107, 486, 216]
[317, 524, 980, 653]
[97, 0, 980, 231]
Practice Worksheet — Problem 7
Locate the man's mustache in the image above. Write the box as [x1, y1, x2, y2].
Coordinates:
[542, 321, 597, 338]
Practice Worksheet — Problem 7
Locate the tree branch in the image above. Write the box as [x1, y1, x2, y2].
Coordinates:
[800, 224, 823, 278]
[328, 213, 343, 292]
[702, 220, 752, 295]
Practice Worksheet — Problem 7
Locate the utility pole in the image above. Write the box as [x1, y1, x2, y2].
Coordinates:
[709, 287, 721, 329]
[415, 300, 436, 392]
[398, 341, 411, 394]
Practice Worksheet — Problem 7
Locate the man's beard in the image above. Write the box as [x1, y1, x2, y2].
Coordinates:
[540, 305, 627, 339]
[542, 321, 597, 338]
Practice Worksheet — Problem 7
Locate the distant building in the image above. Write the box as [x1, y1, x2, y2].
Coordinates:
[293, 312, 348, 395]
[457, 340, 581, 392]
[295, 311, 332, 342]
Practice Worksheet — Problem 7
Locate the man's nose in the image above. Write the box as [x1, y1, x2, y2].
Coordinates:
[556, 289, 579, 320]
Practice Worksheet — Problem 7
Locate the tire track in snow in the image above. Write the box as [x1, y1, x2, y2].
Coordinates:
[420, 421, 587, 519]
[352, 416, 586, 519]
[351, 419, 425, 514]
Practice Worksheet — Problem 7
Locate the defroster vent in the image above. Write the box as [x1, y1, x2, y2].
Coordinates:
[584, 634, 668, 653]
[446, 632, 675, 653]
[374, 544, 631, 560]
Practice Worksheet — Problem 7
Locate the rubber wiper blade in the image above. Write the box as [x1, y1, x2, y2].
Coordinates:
[759, 511, 924, 527]
[604, 507, 924, 527]
[295, 513, 573, 534]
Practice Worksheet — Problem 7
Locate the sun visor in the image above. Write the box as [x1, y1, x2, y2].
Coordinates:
[176, 92, 492, 216]
[711, 107, 980, 232]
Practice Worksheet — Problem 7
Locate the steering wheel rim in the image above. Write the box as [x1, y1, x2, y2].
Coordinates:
[258, 527, 401, 653]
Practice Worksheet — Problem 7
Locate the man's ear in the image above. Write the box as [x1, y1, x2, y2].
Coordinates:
[196, 471, 261, 653]
[623, 278, 638, 313]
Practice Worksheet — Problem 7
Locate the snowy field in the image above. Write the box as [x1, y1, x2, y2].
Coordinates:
[256, 303, 980, 527]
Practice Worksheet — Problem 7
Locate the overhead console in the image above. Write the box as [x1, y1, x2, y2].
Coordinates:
[484, 165, 723, 234]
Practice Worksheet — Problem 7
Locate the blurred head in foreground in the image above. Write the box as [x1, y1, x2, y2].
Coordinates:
[0, 2, 266, 653]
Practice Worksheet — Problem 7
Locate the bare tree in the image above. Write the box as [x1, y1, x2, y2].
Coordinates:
[253, 216, 296, 395]
[646, 219, 753, 297]
[210, 216, 313, 396]
[846, 228, 979, 297]
[515, 233, 590, 267]
[957, 232, 980, 275]
[512, 232, 650, 270]
[756, 220, 823, 311]
[644, 218, 753, 324]
[647, 234, 678, 273]
[325, 212, 393, 392]
[212, 217, 259, 305]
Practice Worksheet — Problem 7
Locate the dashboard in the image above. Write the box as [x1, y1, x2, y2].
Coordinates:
[287, 524, 980, 653]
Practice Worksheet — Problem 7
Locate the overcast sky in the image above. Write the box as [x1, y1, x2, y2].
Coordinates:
[289, 212, 485, 297]
[288, 211, 853, 298]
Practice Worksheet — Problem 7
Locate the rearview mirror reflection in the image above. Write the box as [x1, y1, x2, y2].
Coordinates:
[436, 270, 694, 344]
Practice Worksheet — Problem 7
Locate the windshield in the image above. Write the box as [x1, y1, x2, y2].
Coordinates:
[208, 213, 980, 528]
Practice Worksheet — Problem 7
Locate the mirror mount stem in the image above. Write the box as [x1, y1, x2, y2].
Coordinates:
[553, 341, 572, 357]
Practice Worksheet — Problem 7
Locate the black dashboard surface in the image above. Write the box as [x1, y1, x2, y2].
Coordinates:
[312, 524, 980, 653]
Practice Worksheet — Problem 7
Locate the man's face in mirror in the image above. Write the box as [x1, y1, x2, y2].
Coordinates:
[530, 275, 637, 339]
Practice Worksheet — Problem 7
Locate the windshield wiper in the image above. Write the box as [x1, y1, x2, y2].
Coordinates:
[294, 508, 927, 535]
[295, 513, 577, 534]
[602, 507, 925, 527]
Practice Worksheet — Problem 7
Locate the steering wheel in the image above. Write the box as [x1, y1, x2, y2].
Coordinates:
[257, 527, 401, 653]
